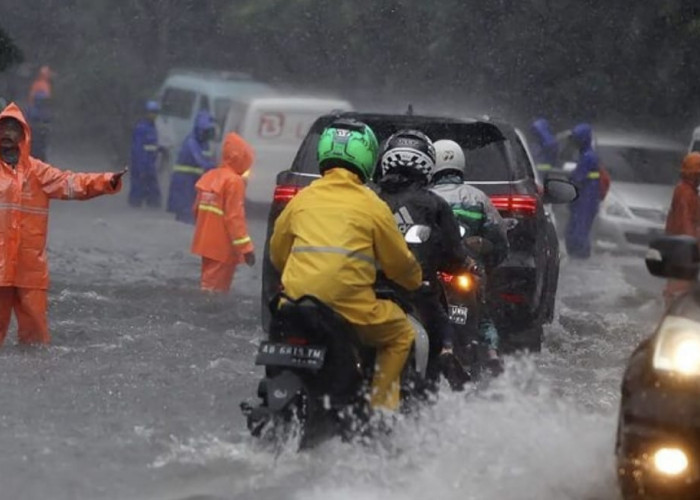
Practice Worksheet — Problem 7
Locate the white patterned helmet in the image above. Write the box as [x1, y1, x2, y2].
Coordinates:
[379, 129, 436, 183]
[433, 139, 466, 178]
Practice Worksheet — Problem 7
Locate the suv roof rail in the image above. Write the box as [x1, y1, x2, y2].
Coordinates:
[167, 67, 255, 81]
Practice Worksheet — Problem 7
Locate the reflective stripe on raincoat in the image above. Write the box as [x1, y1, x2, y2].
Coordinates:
[269, 168, 422, 326]
[0, 103, 121, 289]
[191, 133, 254, 263]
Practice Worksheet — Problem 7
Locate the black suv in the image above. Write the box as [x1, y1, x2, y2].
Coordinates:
[260, 112, 576, 351]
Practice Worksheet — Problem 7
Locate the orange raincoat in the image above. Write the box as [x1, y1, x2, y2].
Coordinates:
[191, 132, 254, 292]
[664, 152, 700, 304]
[28, 66, 52, 106]
[0, 103, 122, 344]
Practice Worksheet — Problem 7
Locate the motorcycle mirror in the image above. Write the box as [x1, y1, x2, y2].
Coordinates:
[405, 225, 432, 244]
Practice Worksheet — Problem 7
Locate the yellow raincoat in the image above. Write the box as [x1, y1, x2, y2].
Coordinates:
[270, 167, 422, 409]
[270, 168, 421, 324]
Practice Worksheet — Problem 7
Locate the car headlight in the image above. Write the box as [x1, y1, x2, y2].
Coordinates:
[653, 447, 690, 476]
[653, 316, 700, 376]
[604, 194, 632, 219]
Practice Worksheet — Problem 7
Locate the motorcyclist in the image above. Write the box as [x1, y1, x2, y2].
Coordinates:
[375, 130, 471, 387]
[269, 119, 422, 412]
[429, 139, 509, 371]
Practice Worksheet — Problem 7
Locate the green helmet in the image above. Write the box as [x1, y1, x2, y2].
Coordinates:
[317, 119, 379, 182]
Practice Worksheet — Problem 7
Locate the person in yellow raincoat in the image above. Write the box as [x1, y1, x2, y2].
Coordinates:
[269, 119, 422, 411]
[0, 103, 125, 346]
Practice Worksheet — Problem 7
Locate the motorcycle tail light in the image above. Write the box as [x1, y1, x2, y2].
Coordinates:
[454, 274, 475, 292]
[439, 272, 476, 292]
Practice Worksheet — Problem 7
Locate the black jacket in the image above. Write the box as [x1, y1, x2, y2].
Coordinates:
[377, 174, 468, 281]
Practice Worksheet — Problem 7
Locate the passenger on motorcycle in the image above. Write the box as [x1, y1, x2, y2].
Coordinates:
[269, 119, 423, 412]
[375, 130, 471, 386]
[430, 139, 509, 371]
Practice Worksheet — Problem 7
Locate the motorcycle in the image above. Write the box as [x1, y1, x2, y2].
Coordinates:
[439, 229, 492, 383]
[241, 225, 434, 450]
[441, 212, 515, 382]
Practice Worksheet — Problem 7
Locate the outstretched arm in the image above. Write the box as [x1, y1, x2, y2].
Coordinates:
[187, 137, 216, 171]
[35, 160, 122, 200]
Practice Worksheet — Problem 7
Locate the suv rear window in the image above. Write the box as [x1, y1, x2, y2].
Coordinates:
[161, 87, 196, 119]
[291, 117, 521, 182]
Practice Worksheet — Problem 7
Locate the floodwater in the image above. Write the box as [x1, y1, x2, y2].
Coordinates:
[0, 147, 663, 500]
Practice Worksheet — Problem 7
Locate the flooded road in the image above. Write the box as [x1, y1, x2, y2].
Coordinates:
[0, 149, 664, 500]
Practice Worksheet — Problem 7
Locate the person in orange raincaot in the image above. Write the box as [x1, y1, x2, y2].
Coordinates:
[663, 152, 700, 305]
[191, 132, 255, 292]
[0, 103, 126, 346]
[27, 65, 54, 161]
[28, 66, 53, 106]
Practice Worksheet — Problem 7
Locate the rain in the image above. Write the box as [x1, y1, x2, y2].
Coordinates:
[2, 2, 700, 499]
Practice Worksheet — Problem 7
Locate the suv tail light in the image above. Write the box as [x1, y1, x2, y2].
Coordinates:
[273, 185, 303, 203]
[489, 194, 538, 217]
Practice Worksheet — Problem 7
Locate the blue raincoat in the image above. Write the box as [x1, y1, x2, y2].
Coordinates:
[166, 111, 216, 223]
[565, 123, 600, 259]
[129, 118, 161, 207]
[531, 118, 558, 172]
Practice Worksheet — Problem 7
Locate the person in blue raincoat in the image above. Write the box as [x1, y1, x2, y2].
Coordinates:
[166, 110, 216, 223]
[129, 100, 161, 208]
[531, 118, 559, 174]
[565, 123, 600, 259]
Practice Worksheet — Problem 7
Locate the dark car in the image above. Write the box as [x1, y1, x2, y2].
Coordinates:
[260, 112, 576, 351]
[616, 236, 700, 499]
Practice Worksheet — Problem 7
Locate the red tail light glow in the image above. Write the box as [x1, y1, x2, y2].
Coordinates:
[285, 336, 309, 346]
[500, 292, 526, 304]
[273, 185, 303, 203]
[489, 194, 538, 216]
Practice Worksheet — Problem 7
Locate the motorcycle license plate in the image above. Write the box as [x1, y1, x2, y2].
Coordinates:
[449, 305, 469, 325]
[255, 341, 326, 370]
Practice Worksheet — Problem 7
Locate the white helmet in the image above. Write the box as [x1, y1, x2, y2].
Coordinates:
[433, 139, 466, 178]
